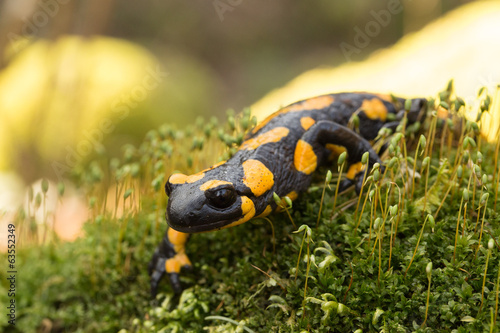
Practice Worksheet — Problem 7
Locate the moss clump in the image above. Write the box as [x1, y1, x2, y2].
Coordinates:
[1, 84, 500, 332]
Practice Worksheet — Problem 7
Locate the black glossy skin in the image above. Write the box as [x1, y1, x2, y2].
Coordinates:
[149, 92, 427, 296]
[166, 93, 425, 232]
[165, 160, 255, 233]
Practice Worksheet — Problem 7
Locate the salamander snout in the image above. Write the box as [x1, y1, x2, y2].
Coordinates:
[165, 179, 245, 233]
[166, 189, 204, 231]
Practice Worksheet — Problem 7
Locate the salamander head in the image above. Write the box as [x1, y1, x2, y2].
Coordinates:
[164, 165, 256, 233]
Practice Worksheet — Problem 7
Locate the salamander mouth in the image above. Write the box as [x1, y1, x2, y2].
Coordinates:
[166, 217, 236, 233]
[165, 192, 249, 233]
[165, 202, 245, 233]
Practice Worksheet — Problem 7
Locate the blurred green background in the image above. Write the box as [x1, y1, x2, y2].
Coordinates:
[0, 0, 475, 183]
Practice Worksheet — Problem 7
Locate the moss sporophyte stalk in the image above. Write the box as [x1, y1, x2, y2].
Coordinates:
[3, 86, 500, 332]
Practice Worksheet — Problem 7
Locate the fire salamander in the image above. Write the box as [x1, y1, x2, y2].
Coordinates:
[149, 92, 427, 296]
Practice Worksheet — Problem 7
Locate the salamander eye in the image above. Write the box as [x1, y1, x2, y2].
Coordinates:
[205, 185, 237, 209]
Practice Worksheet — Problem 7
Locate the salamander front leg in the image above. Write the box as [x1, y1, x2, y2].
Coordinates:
[295, 120, 382, 193]
[148, 228, 191, 297]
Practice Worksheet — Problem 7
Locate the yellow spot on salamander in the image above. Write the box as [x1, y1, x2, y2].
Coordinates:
[176, 253, 191, 267]
[373, 93, 393, 102]
[326, 144, 347, 156]
[282, 95, 335, 113]
[169, 172, 205, 185]
[165, 229, 192, 273]
[165, 258, 181, 273]
[168, 228, 190, 253]
[360, 98, 388, 121]
[255, 205, 272, 218]
[346, 162, 365, 180]
[300, 117, 316, 130]
[294, 140, 317, 175]
[200, 160, 227, 173]
[240, 127, 290, 150]
[199, 180, 233, 191]
[242, 159, 274, 196]
[165, 253, 192, 273]
[437, 105, 450, 120]
[250, 95, 335, 134]
[171, 161, 227, 185]
[220, 196, 256, 229]
[286, 191, 298, 201]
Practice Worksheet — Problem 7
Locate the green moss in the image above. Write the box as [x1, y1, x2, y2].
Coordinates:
[2, 86, 500, 332]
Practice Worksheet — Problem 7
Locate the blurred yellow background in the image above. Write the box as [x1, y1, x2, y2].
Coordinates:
[0, 0, 499, 241]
